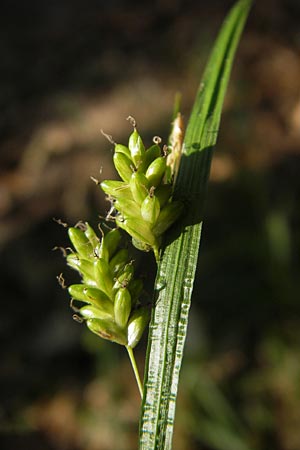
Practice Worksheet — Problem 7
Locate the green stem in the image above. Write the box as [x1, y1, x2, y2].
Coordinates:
[126, 345, 143, 398]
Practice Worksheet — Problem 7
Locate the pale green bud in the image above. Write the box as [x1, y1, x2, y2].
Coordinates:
[79, 303, 114, 321]
[86, 318, 127, 345]
[145, 156, 167, 187]
[129, 172, 149, 205]
[84, 286, 113, 305]
[68, 284, 89, 303]
[116, 216, 157, 247]
[141, 194, 160, 226]
[102, 228, 121, 259]
[84, 223, 99, 249]
[97, 240, 109, 261]
[127, 306, 150, 348]
[115, 143, 132, 159]
[138, 144, 161, 173]
[152, 201, 184, 236]
[114, 198, 142, 219]
[67, 254, 95, 282]
[68, 228, 93, 259]
[114, 287, 131, 328]
[128, 128, 145, 166]
[94, 258, 113, 297]
[113, 152, 134, 183]
[100, 180, 133, 201]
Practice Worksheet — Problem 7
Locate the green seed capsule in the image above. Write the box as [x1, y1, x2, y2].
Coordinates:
[155, 184, 172, 208]
[94, 258, 113, 297]
[152, 201, 184, 236]
[100, 180, 133, 201]
[80, 303, 114, 321]
[145, 156, 167, 187]
[68, 228, 93, 259]
[97, 239, 109, 261]
[141, 194, 160, 226]
[69, 284, 112, 309]
[102, 228, 121, 259]
[129, 172, 149, 205]
[68, 284, 89, 303]
[113, 152, 134, 183]
[114, 198, 142, 220]
[84, 223, 99, 249]
[115, 143, 132, 159]
[128, 128, 145, 166]
[86, 318, 127, 345]
[114, 287, 131, 328]
[67, 254, 95, 281]
[109, 248, 129, 274]
[138, 144, 161, 173]
[127, 306, 150, 348]
[84, 287, 113, 306]
[116, 216, 157, 247]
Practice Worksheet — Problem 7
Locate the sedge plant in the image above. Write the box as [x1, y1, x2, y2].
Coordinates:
[58, 0, 252, 448]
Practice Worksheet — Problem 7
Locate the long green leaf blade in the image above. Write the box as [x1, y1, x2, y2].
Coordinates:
[139, 1, 252, 449]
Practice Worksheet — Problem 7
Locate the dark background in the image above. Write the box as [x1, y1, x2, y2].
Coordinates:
[1, 1, 300, 449]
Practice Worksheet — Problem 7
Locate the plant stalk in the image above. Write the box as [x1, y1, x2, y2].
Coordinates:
[126, 345, 143, 398]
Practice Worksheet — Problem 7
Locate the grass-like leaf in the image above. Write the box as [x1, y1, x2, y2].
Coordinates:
[139, 1, 252, 448]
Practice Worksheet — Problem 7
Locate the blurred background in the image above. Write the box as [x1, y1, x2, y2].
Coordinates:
[1, 0, 300, 449]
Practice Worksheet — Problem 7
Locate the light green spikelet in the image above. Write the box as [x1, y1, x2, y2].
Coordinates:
[68, 284, 89, 303]
[138, 144, 161, 173]
[94, 258, 113, 298]
[141, 194, 160, 226]
[114, 287, 132, 328]
[114, 198, 142, 220]
[145, 156, 167, 187]
[116, 216, 157, 248]
[128, 128, 145, 166]
[69, 284, 112, 308]
[100, 180, 133, 200]
[79, 303, 114, 321]
[127, 307, 150, 349]
[86, 318, 127, 345]
[84, 223, 99, 249]
[113, 152, 134, 183]
[68, 228, 93, 259]
[102, 228, 122, 259]
[115, 143, 132, 159]
[129, 172, 149, 205]
[66, 254, 95, 282]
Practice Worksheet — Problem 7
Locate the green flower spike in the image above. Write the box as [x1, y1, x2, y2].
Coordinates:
[65, 222, 150, 397]
[101, 120, 184, 261]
